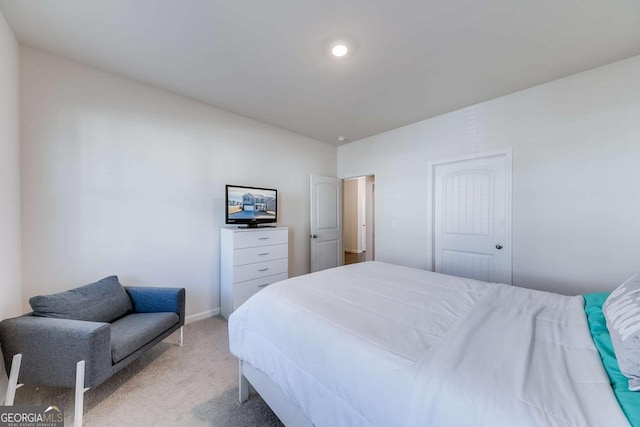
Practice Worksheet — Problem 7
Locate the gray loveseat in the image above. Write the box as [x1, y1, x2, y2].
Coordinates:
[0, 276, 185, 424]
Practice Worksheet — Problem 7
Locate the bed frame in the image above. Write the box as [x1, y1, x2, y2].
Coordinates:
[238, 360, 313, 426]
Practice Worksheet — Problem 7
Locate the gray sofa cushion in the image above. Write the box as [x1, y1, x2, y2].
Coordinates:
[110, 312, 179, 363]
[29, 276, 133, 323]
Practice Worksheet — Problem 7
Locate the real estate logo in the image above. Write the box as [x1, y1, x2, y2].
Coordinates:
[0, 406, 63, 427]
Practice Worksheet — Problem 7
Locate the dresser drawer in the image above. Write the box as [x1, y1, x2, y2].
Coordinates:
[233, 258, 288, 283]
[233, 229, 288, 249]
[234, 243, 288, 266]
[233, 273, 288, 310]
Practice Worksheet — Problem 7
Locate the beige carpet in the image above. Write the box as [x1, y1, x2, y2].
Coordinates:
[13, 316, 284, 426]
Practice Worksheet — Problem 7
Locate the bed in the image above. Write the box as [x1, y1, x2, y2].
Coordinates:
[228, 261, 638, 426]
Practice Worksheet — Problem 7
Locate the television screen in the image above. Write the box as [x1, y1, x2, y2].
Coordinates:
[226, 185, 277, 227]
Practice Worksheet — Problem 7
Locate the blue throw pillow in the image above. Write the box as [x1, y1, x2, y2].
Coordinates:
[30, 275, 133, 323]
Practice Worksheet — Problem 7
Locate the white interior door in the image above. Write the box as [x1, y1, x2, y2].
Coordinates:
[433, 151, 512, 284]
[310, 175, 343, 272]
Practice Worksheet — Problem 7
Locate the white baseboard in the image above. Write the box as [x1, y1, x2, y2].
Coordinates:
[186, 308, 220, 324]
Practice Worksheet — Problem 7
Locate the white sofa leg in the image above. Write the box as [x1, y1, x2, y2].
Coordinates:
[74, 360, 90, 427]
[4, 353, 22, 405]
[179, 326, 184, 347]
[239, 359, 249, 403]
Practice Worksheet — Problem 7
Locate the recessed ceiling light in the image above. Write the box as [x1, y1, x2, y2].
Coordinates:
[331, 44, 348, 57]
[337, 136, 347, 142]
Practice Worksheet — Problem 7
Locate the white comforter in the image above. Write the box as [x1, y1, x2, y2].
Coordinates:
[228, 262, 629, 427]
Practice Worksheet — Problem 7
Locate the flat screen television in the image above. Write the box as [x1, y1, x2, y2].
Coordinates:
[225, 185, 278, 228]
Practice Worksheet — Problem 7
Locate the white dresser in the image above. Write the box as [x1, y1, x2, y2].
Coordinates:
[220, 227, 288, 319]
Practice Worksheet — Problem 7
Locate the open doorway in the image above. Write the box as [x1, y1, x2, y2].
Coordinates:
[343, 175, 375, 265]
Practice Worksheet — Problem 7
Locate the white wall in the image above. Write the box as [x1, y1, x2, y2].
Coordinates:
[20, 46, 336, 319]
[0, 7, 21, 403]
[343, 178, 359, 253]
[338, 55, 640, 296]
[364, 175, 375, 261]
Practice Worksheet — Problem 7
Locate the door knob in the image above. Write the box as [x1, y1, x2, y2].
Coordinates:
[312, 234, 318, 239]
[495, 244, 503, 250]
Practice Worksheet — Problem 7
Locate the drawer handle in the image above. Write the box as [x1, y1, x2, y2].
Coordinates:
[258, 284, 269, 288]
[258, 268, 269, 272]
[258, 237, 270, 240]
[257, 252, 270, 256]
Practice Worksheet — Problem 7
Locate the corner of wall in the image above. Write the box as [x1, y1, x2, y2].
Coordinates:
[0, 4, 22, 403]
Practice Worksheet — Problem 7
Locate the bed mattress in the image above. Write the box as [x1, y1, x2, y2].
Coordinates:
[228, 261, 629, 427]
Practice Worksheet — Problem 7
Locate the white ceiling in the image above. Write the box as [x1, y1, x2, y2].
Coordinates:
[2, 0, 640, 145]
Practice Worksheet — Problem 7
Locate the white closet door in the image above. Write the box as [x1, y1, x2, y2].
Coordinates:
[433, 151, 511, 284]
